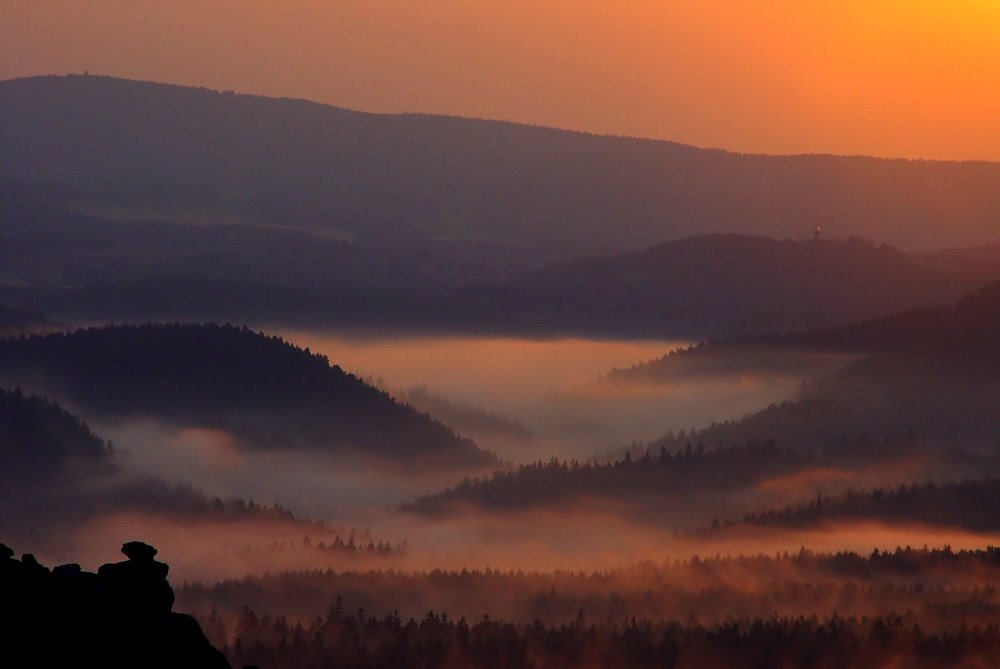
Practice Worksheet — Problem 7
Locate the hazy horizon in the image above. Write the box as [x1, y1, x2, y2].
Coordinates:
[2, 1, 998, 161]
[3, 4, 999, 666]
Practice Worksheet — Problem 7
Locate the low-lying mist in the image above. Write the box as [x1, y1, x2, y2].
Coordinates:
[278, 332, 827, 460]
[95, 419, 473, 522]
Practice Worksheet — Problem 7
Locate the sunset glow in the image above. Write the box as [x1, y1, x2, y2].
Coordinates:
[3, 2, 1000, 666]
[2, 0, 997, 159]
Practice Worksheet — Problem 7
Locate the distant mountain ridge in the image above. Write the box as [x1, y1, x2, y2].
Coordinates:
[460, 235, 999, 337]
[612, 278, 1000, 384]
[2, 74, 999, 252]
[4, 232, 996, 339]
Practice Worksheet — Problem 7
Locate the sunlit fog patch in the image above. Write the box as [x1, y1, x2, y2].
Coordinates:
[170, 427, 246, 470]
[751, 455, 937, 504]
[279, 332, 688, 406]
[689, 521, 1000, 559]
[368, 506, 688, 573]
[278, 332, 818, 460]
[96, 417, 493, 523]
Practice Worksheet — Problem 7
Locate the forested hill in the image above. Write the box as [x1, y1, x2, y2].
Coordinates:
[0, 387, 112, 481]
[612, 278, 1000, 385]
[608, 282, 1000, 454]
[764, 279, 1000, 354]
[0, 384, 398, 558]
[459, 236, 998, 337]
[710, 478, 1000, 534]
[0, 324, 497, 468]
[3, 74, 999, 252]
[403, 438, 1000, 523]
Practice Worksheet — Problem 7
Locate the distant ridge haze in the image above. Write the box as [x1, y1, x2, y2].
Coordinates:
[2, 75, 999, 252]
[3, 2, 997, 160]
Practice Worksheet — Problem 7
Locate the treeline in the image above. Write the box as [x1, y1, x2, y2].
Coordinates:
[613, 279, 1000, 384]
[0, 323, 497, 468]
[764, 280, 1000, 355]
[0, 386, 405, 560]
[213, 606, 1000, 669]
[96, 478, 303, 523]
[713, 478, 1000, 533]
[405, 435, 999, 518]
[642, 399, 883, 455]
[0, 386, 112, 480]
[461, 235, 999, 338]
[178, 547, 1000, 632]
[391, 384, 535, 443]
[636, 355, 1000, 452]
[607, 281, 1000, 454]
[606, 342, 846, 385]
[236, 532, 404, 561]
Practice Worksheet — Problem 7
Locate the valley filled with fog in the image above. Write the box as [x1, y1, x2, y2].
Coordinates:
[3, 70, 999, 668]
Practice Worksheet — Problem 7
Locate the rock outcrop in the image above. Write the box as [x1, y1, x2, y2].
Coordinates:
[1, 540, 230, 668]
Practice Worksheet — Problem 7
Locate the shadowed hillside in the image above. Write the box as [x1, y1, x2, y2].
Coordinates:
[709, 478, 1000, 534]
[0, 324, 497, 469]
[0, 387, 112, 483]
[612, 279, 1000, 382]
[4, 228, 996, 338]
[608, 281, 1000, 453]
[403, 436, 1000, 526]
[460, 235, 999, 337]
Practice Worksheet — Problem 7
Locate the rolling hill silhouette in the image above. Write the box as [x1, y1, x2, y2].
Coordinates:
[610, 281, 1000, 452]
[4, 230, 996, 338]
[460, 235, 999, 337]
[0, 323, 497, 469]
[2, 74, 998, 253]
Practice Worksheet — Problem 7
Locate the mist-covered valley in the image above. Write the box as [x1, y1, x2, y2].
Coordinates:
[2, 72, 999, 668]
[5, 316, 999, 583]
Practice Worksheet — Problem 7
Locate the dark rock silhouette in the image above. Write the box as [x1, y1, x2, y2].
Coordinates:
[1, 540, 230, 668]
[98, 540, 176, 615]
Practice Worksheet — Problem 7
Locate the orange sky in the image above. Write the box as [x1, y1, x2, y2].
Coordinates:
[2, 0, 998, 160]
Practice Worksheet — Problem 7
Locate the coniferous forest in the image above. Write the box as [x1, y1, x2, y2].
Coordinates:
[2, 10, 1000, 667]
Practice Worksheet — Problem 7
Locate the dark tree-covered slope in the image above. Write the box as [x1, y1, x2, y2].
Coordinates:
[219, 607, 1000, 669]
[713, 478, 1000, 533]
[2, 74, 999, 252]
[179, 547, 1000, 632]
[404, 437, 1000, 522]
[460, 235, 998, 337]
[607, 281, 1000, 452]
[0, 386, 398, 561]
[5, 230, 996, 339]
[614, 279, 1000, 384]
[0, 324, 497, 468]
[0, 387, 112, 482]
[765, 279, 1000, 353]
